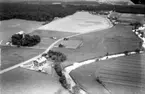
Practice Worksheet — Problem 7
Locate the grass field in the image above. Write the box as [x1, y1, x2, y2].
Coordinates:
[70, 53, 145, 94]
[1, 46, 44, 70]
[52, 24, 141, 67]
[1, 67, 70, 94]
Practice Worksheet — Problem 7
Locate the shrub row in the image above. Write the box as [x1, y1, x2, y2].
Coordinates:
[11, 34, 41, 47]
[59, 75, 69, 89]
[53, 60, 69, 89]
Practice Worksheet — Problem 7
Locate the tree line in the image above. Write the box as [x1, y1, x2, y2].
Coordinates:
[42, 50, 68, 89]
[0, 2, 145, 21]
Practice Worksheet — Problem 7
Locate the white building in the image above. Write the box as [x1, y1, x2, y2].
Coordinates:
[138, 24, 145, 31]
[33, 57, 53, 74]
[16, 31, 25, 35]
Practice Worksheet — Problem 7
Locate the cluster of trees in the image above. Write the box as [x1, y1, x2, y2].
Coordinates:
[11, 34, 41, 47]
[42, 50, 69, 89]
[47, 50, 67, 63]
[41, 51, 69, 89]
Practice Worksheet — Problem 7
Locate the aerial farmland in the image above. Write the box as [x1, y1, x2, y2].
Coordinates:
[0, 0, 145, 94]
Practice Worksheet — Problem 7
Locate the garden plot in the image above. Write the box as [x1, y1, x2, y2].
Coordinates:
[38, 11, 112, 33]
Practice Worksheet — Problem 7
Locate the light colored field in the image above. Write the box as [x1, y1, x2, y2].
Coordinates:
[38, 11, 112, 33]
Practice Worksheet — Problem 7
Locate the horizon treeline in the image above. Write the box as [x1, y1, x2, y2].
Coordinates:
[0, 2, 144, 21]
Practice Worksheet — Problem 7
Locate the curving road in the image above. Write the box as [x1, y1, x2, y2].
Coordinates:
[65, 25, 145, 94]
[0, 15, 113, 74]
[0, 33, 80, 74]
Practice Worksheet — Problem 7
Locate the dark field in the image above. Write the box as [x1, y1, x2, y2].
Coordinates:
[0, 67, 70, 94]
[52, 24, 141, 67]
[70, 53, 145, 94]
[1, 46, 44, 70]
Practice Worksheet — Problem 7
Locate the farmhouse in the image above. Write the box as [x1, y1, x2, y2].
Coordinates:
[21, 56, 53, 74]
